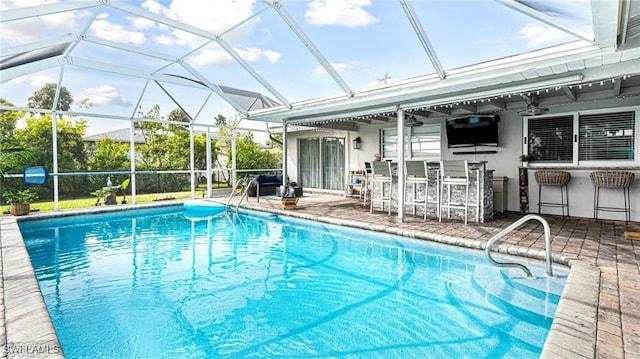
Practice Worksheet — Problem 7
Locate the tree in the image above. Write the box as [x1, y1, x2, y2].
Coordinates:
[136, 105, 170, 170]
[0, 98, 22, 143]
[28, 83, 73, 111]
[214, 114, 227, 127]
[136, 105, 191, 193]
[0, 144, 35, 205]
[14, 115, 87, 198]
[0, 144, 34, 177]
[167, 108, 190, 125]
[87, 137, 130, 171]
[232, 133, 281, 171]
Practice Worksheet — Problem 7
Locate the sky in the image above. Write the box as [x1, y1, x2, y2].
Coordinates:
[0, 0, 593, 138]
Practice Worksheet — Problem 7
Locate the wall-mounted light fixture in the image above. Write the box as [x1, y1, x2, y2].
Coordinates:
[353, 137, 361, 150]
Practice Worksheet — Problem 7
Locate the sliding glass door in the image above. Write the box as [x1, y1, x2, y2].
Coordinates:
[298, 137, 345, 190]
[299, 138, 321, 188]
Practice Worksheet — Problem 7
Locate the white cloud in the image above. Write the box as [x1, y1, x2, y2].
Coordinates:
[90, 13, 146, 45]
[515, 23, 570, 48]
[10, 75, 58, 88]
[263, 50, 282, 64]
[154, 34, 175, 46]
[236, 47, 263, 62]
[79, 85, 131, 107]
[139, 0, 282, 66]
[142, 0, 256, 48]
[132, 16, 156, 30]
[0, 0, 77, 45]
[193, 44, 281, 66]
[305, 0, 379, 28]
[314, 63, 347, 75]
[192, 48, 235, 67]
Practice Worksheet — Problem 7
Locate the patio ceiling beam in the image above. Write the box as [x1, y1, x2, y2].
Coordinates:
[495, 0, 594, 44]
[454, 104, 478, 113]
[0, 1, 98, 22]
[266, 1, 353, 97]
[613, 77, 622, 96]
[309, 122, 360, 131]
[370, 116, 390, 122]
[399, 0, 445, 79]
[409, 110, 430, 117]
[427, 108, 451, 116]
[350, 119, 372, 125]
[486, 100, 506, 110]
[562, 86, 577, 101]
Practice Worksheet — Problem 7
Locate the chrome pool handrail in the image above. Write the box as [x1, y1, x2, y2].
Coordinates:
[226, 178, 260, 212]
[485, 214, 553, 278]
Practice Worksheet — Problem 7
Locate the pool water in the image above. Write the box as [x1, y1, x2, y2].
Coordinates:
[20, 206, 567, 358]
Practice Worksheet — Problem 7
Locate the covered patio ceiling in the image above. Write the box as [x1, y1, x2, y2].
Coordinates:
[1, 0, 639, 130]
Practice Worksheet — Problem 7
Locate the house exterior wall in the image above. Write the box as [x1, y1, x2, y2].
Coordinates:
[285, 96, 640, 221]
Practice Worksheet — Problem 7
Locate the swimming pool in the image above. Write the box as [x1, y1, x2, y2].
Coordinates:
[20, 205, 567, 358]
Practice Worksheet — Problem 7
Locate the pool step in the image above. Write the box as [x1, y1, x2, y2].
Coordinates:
[444, 268, 552, 351]
[471, 266, 564, 326]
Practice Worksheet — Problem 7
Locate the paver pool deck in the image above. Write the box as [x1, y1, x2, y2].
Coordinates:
[1, 193, 638, 358]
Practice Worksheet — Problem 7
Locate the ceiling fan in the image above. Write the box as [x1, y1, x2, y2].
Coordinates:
[406, 115, 424, 127]
[517, 95, 549, 116]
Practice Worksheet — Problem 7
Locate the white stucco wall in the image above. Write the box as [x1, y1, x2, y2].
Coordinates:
[285, 96, 640, 221]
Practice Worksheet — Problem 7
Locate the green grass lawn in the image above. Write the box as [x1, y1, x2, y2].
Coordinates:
[1, 190, 203, 214]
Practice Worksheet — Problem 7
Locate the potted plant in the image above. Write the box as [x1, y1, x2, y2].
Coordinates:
[2, 189, 39, 216]
[519, 154, 530, 167]
[119, 178, 130, 204]
[91, 189, 105, 206]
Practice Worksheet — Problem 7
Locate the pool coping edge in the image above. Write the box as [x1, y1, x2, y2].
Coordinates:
[1, 216, 63, 359]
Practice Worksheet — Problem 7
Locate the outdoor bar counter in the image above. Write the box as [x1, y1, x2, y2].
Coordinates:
[371, 161, 494, 223]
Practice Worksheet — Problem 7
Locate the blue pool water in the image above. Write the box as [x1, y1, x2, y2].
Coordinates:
[20, 205, 567, 358]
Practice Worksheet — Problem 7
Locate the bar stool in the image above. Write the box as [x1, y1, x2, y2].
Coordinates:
[590, 171, 635, 223]
[404, 160, 428, 219]
[369, 161, 393, 215]
[534, 170, 571, 217]
[439, 160, 478, 225]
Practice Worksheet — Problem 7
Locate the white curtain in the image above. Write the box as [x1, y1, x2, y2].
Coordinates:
[322, 137, 345, 190]
[298, 137, 345, 190]
[299, 138, 321, 188]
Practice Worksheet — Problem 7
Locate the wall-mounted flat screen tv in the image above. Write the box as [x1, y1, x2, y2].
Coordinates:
[446, 115, 500, 148]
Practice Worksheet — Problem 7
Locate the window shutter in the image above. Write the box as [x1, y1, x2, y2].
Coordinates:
[579, 111, 635, 161]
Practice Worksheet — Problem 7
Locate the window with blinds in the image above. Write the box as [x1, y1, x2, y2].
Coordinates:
[381, 128, 399, 158]
[527, 115, 574, 162]
[381, 124, 441, 159]
[411, 124, 441, 159]
[579, 111, 634, 161]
